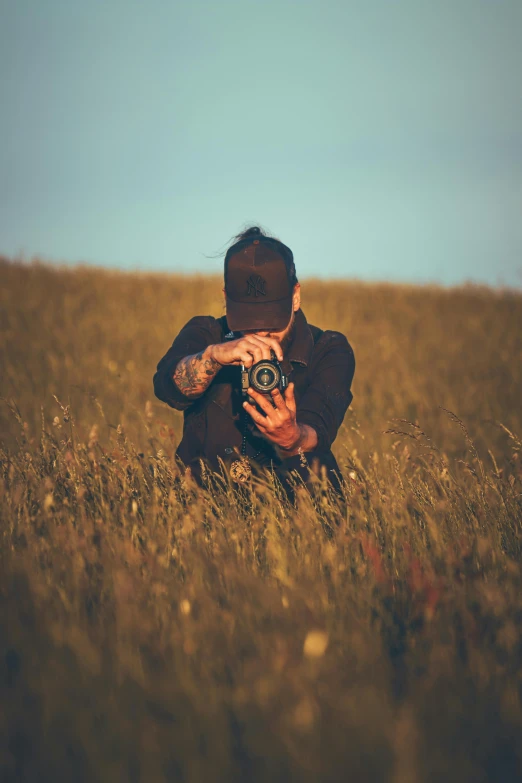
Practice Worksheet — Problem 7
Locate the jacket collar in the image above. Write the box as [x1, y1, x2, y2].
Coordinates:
[286, 308, 314, 367]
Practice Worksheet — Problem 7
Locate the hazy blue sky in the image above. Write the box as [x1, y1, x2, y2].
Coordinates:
[2, 0, 522, 286]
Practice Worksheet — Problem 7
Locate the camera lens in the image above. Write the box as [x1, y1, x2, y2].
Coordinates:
[251, 361, 280, 392]
[258, 369, 275, 387]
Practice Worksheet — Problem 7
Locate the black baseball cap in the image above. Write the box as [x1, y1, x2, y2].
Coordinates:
[224, 236, 295, 331]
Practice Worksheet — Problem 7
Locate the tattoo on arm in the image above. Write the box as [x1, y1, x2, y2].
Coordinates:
[173, 349, 221, 397]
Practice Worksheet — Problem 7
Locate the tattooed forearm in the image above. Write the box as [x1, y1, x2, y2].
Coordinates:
[172, 346, 222, 397]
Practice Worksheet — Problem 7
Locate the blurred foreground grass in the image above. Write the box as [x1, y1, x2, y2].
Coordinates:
[1, 257, 522, 782]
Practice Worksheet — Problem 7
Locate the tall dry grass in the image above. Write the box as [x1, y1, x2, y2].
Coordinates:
[1, 256, 522, 782]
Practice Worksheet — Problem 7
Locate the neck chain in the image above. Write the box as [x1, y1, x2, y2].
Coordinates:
[229, 408, 263, 484]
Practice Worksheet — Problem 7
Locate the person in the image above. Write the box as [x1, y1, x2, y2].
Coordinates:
[153, 226, 355, 496]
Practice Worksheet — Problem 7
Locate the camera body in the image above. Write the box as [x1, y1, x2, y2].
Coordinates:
[222, 332, 288, 401]
[241, 354, 288, 399]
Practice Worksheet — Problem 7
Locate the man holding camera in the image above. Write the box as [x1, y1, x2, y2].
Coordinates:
[153, 226, 355, 492]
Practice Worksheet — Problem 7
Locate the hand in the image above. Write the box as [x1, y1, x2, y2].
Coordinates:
[243, 382, 301, 451]
[209, 335, 283, 368]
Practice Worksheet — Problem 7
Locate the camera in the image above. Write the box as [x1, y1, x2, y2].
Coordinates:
[241, 352, 288, 399]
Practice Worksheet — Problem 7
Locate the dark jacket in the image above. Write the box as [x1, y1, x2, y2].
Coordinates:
[153, 309, 355, 483]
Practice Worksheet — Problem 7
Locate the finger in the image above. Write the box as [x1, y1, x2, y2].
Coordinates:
[246, 339, 266, 364]
[243, 335, 275, 362]
[270, 388, 287, 410]
[247, 388, 276, 417]
[243, 401, 270, 428]
[262, 337, 284, 362]
[284, 382, 296, 413]
[237, 351, 255, 368]
[237, 340, 260, 365]
[250, 335, 283, 362]
[229, 339, 263, 366]
[241, 348, 270, 367]
[241, 338, 266, 365]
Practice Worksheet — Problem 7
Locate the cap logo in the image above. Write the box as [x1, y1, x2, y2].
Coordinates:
[246, 274, 266, 297]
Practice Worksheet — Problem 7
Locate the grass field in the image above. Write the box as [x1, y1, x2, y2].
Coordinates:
[1, 255, 522, 782]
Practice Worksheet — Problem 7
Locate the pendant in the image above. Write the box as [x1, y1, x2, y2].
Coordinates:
[230, 458, 252, 483]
